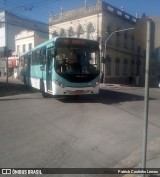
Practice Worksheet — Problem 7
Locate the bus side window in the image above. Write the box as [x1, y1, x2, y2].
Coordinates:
[31, 49, 40, 65]
[40, 48, 46, 64]
[27, 55, 31, 67]
[19, 56, 25, 67]
[36, 49, 41, 64]
[51, 48, 55, 57]
[48, 47, 55, 57]
[32, 52, 36, 65]
[24, 56, 28, 68]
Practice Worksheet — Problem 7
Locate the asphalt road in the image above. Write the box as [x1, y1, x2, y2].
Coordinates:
[0, 79, 160, 177]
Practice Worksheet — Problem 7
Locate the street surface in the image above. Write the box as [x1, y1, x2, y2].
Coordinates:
[0, 79, 160, 177]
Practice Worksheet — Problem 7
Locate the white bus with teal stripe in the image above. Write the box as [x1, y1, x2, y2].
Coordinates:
[19, 37, 100, 97]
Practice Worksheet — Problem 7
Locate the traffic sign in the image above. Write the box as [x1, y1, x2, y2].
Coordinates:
[134, 18, 148, 49]
[151, 16, 160, 48]
[134, 16, 160, 49]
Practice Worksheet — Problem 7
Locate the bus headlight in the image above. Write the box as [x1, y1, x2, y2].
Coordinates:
[55, 80, 65, 88]
[93, 81, 99, 88]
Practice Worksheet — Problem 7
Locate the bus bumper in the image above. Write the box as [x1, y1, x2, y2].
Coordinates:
[52, 82, 100, 95]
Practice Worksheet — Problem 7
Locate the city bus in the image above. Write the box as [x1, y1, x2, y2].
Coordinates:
[19, 37, 100, 97]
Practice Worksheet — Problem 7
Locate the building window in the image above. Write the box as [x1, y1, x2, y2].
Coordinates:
[22, 44, 26, 53]
[17, 45, 20, 53]
[77, 25, 84, 38]
[131, 35, 135, 50]
[123, 59, 128, 75]
[116, 32, 120, 47]
[150, 63, 155, 76]
[52, 30, 58, 38]
[115, 57, 120, 75]
[106, 55, 111, 75]
[28, 43, 32, 51]
[136, 59, 141, 76]
[87, 23, 95, 39]
[106, 25, 111, 33]
[68, 27, 75, 37]
[106, 25, 112, 45]
[60, 28, 66, 37]
[124, 31, 128, 48]
[131, 59, 135, 75]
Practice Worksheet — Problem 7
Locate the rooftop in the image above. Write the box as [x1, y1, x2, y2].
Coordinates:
[49, 1, 137, 25]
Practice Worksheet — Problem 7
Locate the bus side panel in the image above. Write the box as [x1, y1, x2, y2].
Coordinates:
[30, 65, 43, 90]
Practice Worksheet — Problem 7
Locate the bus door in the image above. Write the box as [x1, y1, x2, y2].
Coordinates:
[46, 48, 54, 92]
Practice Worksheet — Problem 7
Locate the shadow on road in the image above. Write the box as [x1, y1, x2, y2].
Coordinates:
[0, 80, 156, 105]
[58, 88, 155, 105]
[0, 80, 36, 97]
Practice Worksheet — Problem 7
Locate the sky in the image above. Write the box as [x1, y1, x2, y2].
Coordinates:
[0, 0, 160, 23]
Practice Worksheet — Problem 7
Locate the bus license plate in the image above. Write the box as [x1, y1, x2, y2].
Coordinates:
[75, 90, 84, 94]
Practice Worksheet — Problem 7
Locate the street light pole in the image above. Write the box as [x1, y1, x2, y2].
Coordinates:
[103, 27, 134, 84]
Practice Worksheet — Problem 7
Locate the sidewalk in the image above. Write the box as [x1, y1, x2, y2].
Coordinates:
[0, 77, 28, 97]
[120, 157, 160, 177]
[122, 137, 160, 177]
[110, 101, 160, 177]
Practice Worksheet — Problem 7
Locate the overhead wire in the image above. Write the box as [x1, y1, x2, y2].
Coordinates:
[0, 0, 59, 22]
[0, 0, 101, 34]
[0, 0, 97, 19]
[8, 0, 58, 13]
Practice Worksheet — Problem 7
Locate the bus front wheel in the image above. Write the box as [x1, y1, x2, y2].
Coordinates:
[40, 81, 49, 98]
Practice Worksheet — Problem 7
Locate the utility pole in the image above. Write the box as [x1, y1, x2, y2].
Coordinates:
[136, 46, 141, 86]
[134, 16, 160, 176]
[141, 18, 151, 177]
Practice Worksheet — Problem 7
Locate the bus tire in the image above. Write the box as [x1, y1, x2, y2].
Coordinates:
[23, 76, 30, 89]
[40, 81, 49, 98]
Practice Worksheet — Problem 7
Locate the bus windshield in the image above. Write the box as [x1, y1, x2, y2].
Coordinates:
[55, 40, 100, 75]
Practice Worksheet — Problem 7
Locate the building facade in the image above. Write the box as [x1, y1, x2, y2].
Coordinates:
[0, 11, 49, 77]
[15, 30, 48, 55]
[49, 1, 145, 86]
[0, 11, 48, 56]
[11, 30, 49, 78]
